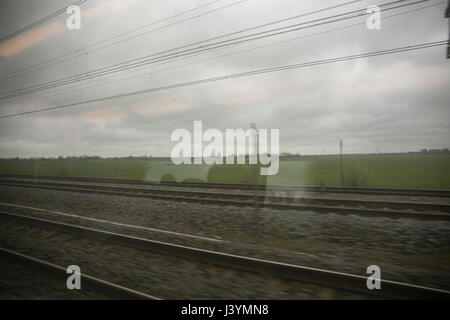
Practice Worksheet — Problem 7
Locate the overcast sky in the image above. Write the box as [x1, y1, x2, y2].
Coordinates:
[0, 0, 448, 157]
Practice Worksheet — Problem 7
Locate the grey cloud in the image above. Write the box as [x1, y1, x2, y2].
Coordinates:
[0, 0, 448, 158]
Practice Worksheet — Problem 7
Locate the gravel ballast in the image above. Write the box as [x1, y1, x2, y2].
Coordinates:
[0, 185, 449, 292]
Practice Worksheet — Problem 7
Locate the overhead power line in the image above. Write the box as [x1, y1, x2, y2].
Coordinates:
[0, 40, 445, 119]
[0, 0, 247, 81]
[0, 0, 425, 100]
[0, 0, 89, 43]
[1, 0, 442, 107]
[0, 0, 431, 102]
[0, 0, 361, 82]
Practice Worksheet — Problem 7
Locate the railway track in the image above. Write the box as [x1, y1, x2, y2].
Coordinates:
[0, 209, 448, 299]
[0, 247, 160, 300]
[0, 176, 449, 220]
[1, 174, 449, 197]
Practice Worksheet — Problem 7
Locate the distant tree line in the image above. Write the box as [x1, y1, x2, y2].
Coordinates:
[0, 155, 171, 161]
[281, 148, 450, 158]
[0, 148, 448, 161]
[418, 148, 450, 154]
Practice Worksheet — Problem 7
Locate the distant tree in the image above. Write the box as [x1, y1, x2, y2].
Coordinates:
[343, 161, 369, 187]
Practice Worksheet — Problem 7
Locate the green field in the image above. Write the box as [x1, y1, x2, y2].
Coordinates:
[0, 154, 449, 189]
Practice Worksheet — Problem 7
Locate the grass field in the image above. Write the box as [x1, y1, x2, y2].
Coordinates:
[0, 154, 449, 189]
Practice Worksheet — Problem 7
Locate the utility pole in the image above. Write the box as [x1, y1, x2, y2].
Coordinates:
[250, 122, 258, 185]
[340, 139, 344, 186]
[250, 122, 260, 238]
[446, 0, 450, 58]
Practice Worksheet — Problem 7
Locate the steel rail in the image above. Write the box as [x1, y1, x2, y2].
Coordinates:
[0, 247, 161, 300]
[1, 174, 449, 198]
[0, 179, 449, 220]
[0, 210, 448, 299]
[1, 178, 449, 212]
